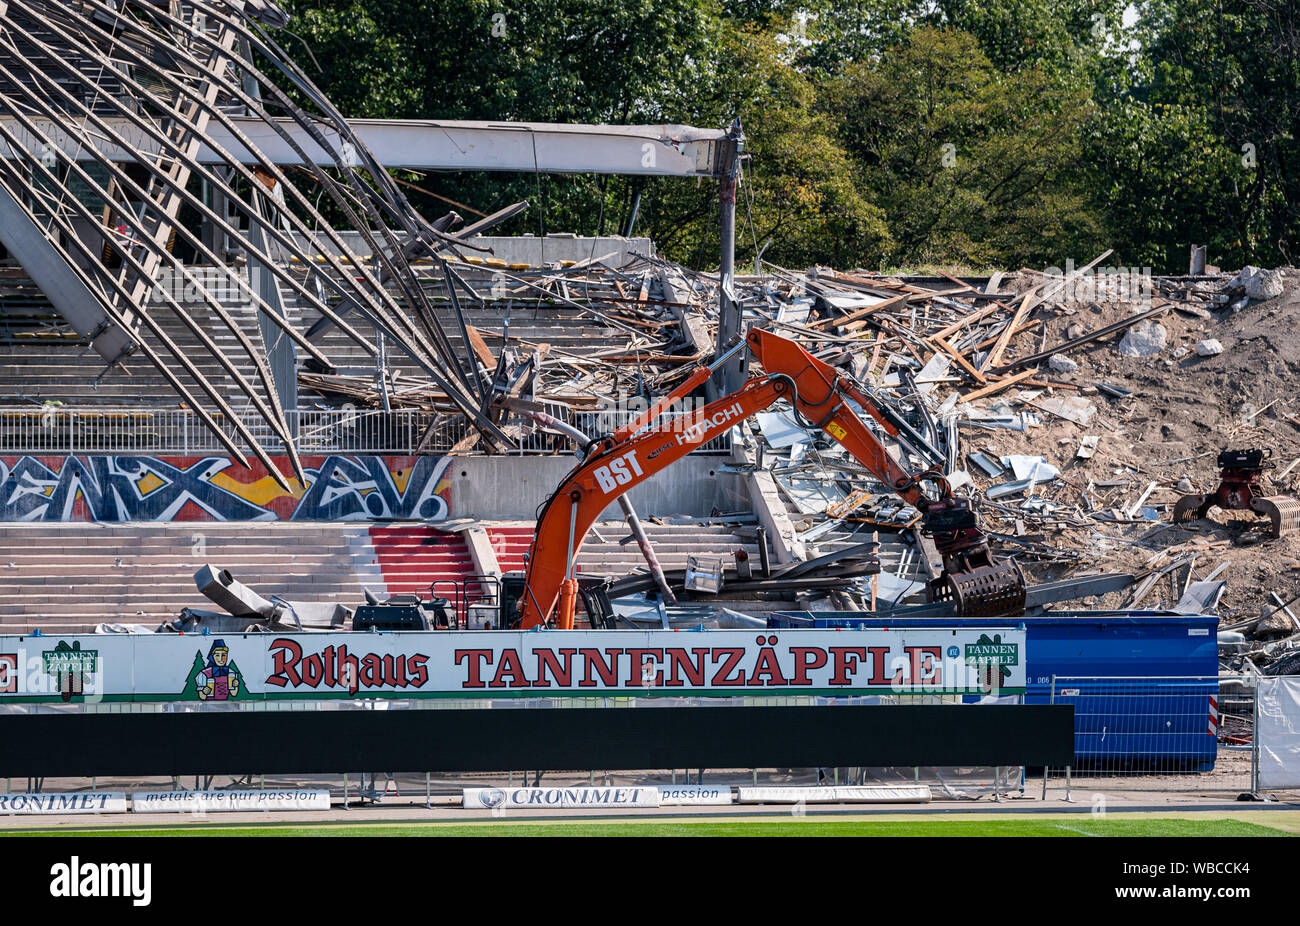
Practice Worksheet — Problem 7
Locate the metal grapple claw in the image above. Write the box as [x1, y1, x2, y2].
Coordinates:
[1172, 492, 1211, 524]
[920, 496, 1026, 616]
[1171, 448, 1300, 538]
[928, 559, 1027, 617]
[1252, 495, 1300, 539]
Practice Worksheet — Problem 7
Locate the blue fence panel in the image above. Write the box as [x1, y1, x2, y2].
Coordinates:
[768, 612, 1220, 768]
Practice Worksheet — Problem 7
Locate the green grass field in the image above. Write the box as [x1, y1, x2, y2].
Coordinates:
[8, 816, 1295, 837]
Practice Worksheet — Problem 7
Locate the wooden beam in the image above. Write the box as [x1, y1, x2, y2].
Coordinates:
[929, 335, 987, 385]
[807, 292, 909, 330]
[987, 301, 1170, 375]
[464, 325, 497, 368]
[980, 249, 1116, 372]
[981, 293, 1035, 372]
[1020, 378, 1079, 391]
[970, 316, 1041, 352]
[935, 270, 976, 292]
[930, 300, 1004, 340]
[866, 340, 885, 377]
[959, 368, 1037, 403]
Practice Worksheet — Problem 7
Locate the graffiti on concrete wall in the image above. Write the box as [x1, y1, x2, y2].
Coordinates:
[0, 455, 452, 522]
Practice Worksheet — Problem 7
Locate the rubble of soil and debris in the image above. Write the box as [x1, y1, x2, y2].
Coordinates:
[305, 240, 1300, 668]
[751, 258, 1300, 674]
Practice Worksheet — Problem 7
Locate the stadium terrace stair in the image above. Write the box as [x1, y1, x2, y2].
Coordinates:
[0, 521, 475, 633]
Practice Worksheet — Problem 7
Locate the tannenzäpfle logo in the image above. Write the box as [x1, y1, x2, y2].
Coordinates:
[963, 633, 1018, 687]
[42, 641, 99, 702]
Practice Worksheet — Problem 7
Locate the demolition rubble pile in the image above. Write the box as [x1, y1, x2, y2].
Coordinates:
[750, 257, 1300, 666]
[367, 245, 1300, 644]
[295, 248, 715, 432]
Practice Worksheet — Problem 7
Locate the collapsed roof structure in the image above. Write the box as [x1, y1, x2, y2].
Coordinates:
[0, 0, 543, 485]
[0, 0, 751, 486]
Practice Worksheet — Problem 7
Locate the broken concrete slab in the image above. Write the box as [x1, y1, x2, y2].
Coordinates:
[1230, 265, 1285, 301]
[1117, 320, 1168, 357]
[1047, 353, 1078, 373]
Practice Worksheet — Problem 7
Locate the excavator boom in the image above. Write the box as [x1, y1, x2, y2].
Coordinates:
[517, 328, 1025, 628]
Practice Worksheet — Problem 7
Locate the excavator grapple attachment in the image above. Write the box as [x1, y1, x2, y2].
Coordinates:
[920, 496, 1027, 616]
[1251, 495, 1300, 538]
[1170, 492, 1210, 525]
[1171, 448, 1300, 539]
[928, 560, 1027, 616]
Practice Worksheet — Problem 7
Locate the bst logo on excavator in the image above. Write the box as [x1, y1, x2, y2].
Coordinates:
[593, 450, 645, 494]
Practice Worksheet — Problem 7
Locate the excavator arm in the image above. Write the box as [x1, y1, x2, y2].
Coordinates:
[516, 328, 1025, 629]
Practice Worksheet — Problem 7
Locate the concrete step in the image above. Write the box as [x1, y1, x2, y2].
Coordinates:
[0, 522, 477, 632]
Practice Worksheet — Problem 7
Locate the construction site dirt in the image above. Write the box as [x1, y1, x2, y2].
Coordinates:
[979, 268, 1300, 629]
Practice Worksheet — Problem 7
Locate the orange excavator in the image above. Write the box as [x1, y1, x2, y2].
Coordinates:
[514, 328, 1026, 629]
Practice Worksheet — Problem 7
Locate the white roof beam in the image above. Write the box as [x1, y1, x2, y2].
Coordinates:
[0, 118, 729, 176]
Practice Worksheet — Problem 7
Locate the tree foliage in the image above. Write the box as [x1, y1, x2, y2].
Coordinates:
[825, 27, 1102, 268]
[1086, 0, 1300, 269]
[281, 0, 1300, 272]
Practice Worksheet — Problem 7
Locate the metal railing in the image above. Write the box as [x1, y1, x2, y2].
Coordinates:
[1, 692, 1024, 804]
[0, 407, 732, 457]
[1043, 675, 1258, 796]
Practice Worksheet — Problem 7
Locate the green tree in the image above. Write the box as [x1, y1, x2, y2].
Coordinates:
[639, 20, 891, 267]
[283, 0, 723, 239]
[1084, 0, 1300, 269]
[825, 26, 1103, 268]
[278, 0, 1298, 272]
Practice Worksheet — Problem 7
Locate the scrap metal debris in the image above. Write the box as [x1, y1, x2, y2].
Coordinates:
[1, 0, 1294, 637]
[0, 0, 512, 487]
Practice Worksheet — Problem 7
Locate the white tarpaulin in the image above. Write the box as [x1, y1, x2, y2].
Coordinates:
[1256, 677, 1300, 791]
[463, 787, 659, 809]
[657, 785, 734, 805]
[0, 792, 127, 815]
[736, 786, 931, 803]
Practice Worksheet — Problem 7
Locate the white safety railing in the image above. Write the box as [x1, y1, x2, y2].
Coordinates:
[0, 408, 732, 456]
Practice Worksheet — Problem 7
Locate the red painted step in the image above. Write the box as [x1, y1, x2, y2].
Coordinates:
[369, 524, 475, 595]
[488, 526, 535, 574]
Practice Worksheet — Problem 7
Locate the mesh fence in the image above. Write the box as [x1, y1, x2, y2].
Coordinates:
[1043, 675, 1257, 795]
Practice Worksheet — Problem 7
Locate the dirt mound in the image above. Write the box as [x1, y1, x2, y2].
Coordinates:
[970, 269, 1300, 621]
